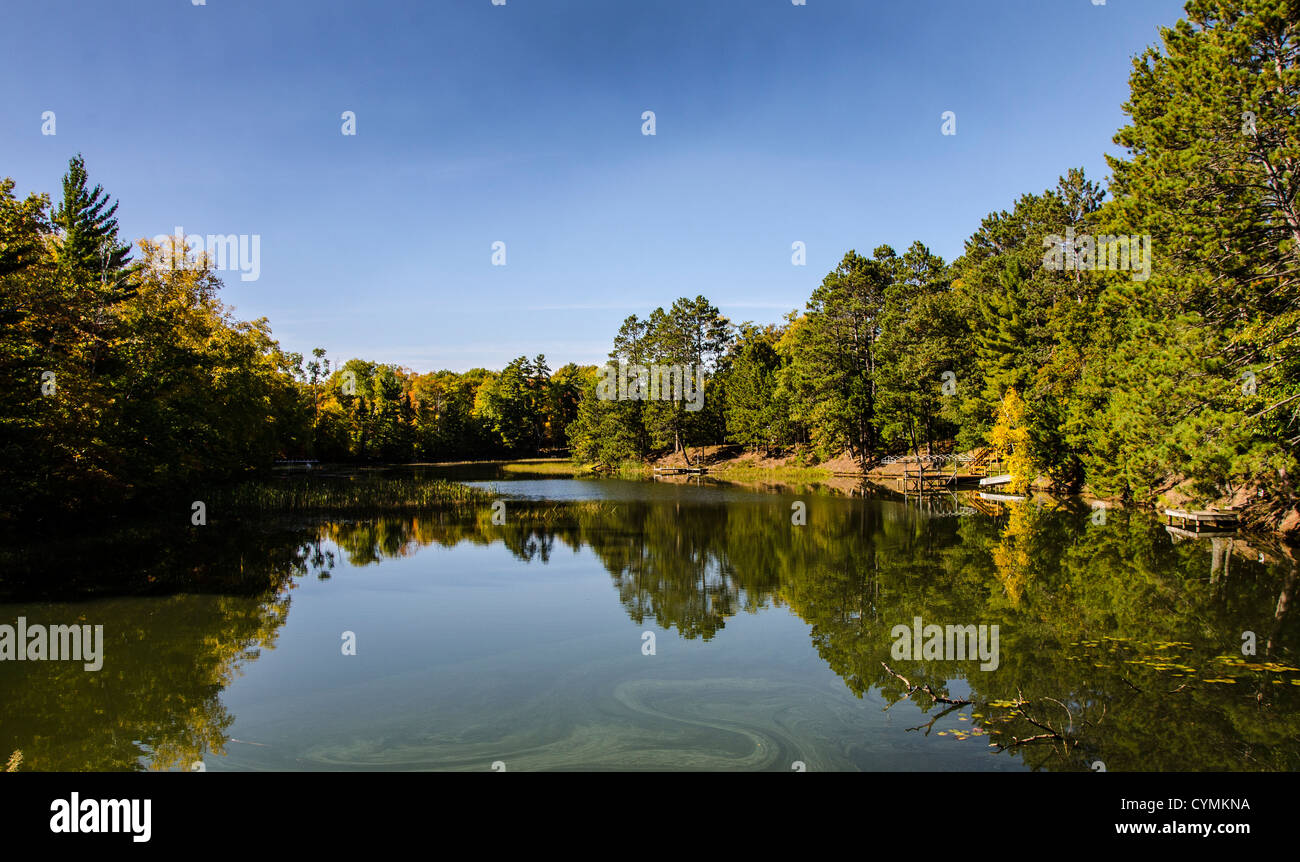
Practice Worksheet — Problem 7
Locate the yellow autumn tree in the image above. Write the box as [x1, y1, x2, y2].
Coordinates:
[988, 388, 1036, 494]
[991, 503, 1032, 606]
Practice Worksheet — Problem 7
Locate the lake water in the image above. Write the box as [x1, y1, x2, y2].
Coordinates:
[2, 466, 1297, 771]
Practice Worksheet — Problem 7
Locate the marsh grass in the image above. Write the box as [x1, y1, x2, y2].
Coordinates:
[500, 460, 588, 477]
[707, 464, 834, 483]
[485, 499, 621, 523]
[219, 476, 494, 513]
[613, 460, 652, 479]
[218, 474, 618, 521]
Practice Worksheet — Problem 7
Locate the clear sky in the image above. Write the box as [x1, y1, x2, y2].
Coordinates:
[3, 0, 1189, 372]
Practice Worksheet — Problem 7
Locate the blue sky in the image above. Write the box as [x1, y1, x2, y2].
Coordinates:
[3, 0, 1188, 372]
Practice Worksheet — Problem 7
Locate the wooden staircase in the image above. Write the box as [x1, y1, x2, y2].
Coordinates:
[964, 447, 1002, 478]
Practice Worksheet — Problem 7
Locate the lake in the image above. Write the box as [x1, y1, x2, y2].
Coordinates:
[2, 466, 1297, 771]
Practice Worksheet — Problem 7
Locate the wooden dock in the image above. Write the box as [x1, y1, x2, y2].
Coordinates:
[901, 468, 954, 482]
[1163, 508, 1240, 533]
[654, 467, 706, 475]
[1164, 524, 1238, 540]
[978, 474, 1013, 487]
[879, 450, 1002, 493]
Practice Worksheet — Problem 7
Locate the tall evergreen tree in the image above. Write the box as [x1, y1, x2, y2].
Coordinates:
[50, 154, 135, 296]
[788, 251, 890, 464]
[1092, 0, 1300, 500]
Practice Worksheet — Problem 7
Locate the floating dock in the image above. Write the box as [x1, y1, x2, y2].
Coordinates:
[654, 467, 706, 475]
[978, 474, 1012, 487]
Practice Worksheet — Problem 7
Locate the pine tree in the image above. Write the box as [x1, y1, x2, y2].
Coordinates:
[51, 154, 135, 296]
[790, 251, 890, 464]
[1096, 0, 1300, 501]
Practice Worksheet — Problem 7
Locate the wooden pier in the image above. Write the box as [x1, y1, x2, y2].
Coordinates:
[899, 467, 956, 491]
[894, 452, 969, 490]
[879, 449, 1005, 494]
[1163, 508, 1240, 533]
[654, 466, 706, 475]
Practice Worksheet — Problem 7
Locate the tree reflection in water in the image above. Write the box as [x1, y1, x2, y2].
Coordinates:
[1, 493, 1296, 770]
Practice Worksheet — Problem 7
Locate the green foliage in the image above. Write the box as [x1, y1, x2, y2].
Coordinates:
[1084, 0, 1300, 501]
[50, 153, 136, 295]
[566, 296, 734, 468]
[875, 242, 967, 455]
[724, 324, 790, 454]
[0, 157, 311, 519]
[474, 355, 552, 453]
[785, 250, 889, 463]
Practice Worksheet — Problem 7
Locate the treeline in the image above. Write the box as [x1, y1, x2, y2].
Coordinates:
[301, 353, 587, 463]
[568, 174, 1103, 480]
[573, 0, 1300, 513]
[565, 241, 965, 470]
[0, 161, 587, 520]
[2, 158, 294, 520]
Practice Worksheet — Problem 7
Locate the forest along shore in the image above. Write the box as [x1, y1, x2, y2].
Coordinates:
[637, 445, 1299, 542]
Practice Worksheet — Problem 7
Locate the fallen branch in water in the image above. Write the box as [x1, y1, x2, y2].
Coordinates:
[881, 662, 973, 706]
[906, 701, 967, 735]
[880, 663, 1087, 753]
[995, 691, 1080, 752]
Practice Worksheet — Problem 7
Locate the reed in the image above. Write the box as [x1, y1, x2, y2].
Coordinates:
[706, 464, 833, 482]
[500, 460, 587, 476]
[218, 476, 494, 513]
[216, 475, 622, 522]
[613, 460, 652, 479]
[484, 500, 620, 522]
